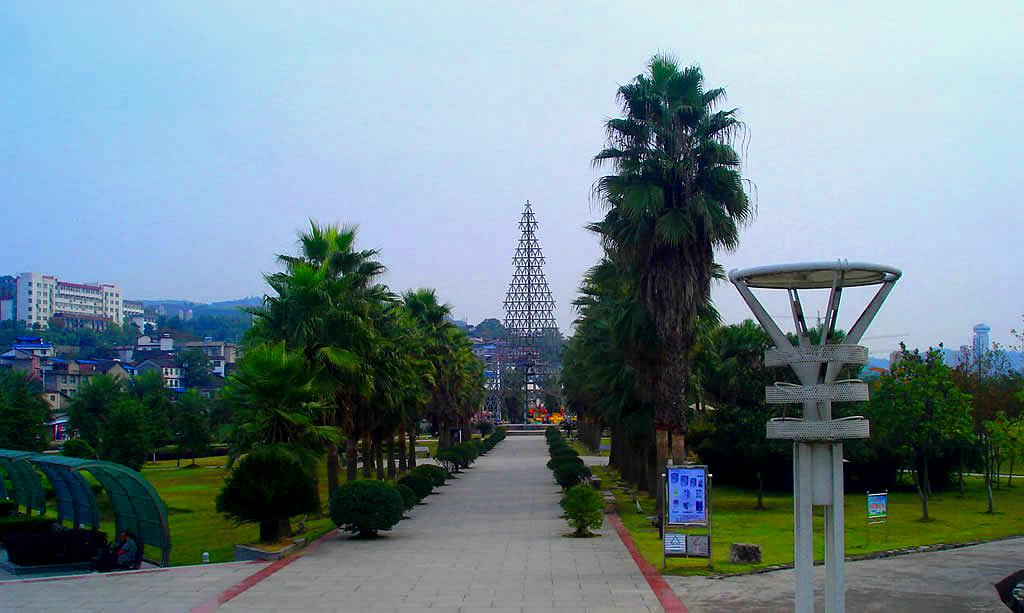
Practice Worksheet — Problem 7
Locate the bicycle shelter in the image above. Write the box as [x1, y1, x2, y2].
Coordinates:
[0, 450, 171, 566]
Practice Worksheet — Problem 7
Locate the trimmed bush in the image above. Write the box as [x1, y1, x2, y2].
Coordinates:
[4, 527, 107, 566]
[0, 515, 56, 543]
[61, 438, 96, 460]
[411, 464, 448, 487]
[215, 445, 319, 542]
[547, 455, 584, 470]
[476, 422, 495, 436]
[329, 480, 405, 537]
[554, 463, 592, 490]
[397, 474, 433, 501]
[561, 484, 604, 537]
[394, 483, 418, 511]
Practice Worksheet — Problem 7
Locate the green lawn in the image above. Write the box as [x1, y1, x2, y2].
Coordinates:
[593, 465, 1024, 576]
[105, 457, 335, 566]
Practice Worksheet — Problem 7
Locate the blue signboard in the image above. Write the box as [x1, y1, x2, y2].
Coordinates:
[667, 466, 707, 525]
[867, 492, 888, 520]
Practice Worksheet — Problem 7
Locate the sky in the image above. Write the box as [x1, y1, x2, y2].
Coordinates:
[3, 2, 1023, 355]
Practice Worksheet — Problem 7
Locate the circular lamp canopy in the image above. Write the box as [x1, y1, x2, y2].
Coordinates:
[729, 261, 901, 290]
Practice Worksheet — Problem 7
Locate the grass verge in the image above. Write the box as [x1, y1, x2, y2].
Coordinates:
[592, 464, 1024, 576]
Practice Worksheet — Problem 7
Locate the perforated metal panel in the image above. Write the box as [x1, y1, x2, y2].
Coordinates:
[765, 382, 869, 404]
[763, 344, 868, 367]
[766, 418, 870, 441]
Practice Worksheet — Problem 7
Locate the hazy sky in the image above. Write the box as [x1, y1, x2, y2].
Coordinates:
[3, 2, 1023, 355]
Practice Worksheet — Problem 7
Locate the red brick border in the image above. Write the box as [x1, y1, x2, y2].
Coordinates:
[190, 529, 338, 613]
[607, 513, 688, 613]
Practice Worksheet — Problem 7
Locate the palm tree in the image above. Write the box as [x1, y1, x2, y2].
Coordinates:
[220, 342, 339, 469]
[592, 55, 751, 470]
[250, 221, 385, 488]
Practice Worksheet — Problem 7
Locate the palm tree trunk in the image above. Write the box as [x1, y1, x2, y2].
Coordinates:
[361, 433, 372, 478]
[398, 425, 408, 472]
[407, 419, 417, 469]
[326, 442, 340, 493]
[346, 436, 358, 482]
[374, 434, 385, 480]
[387, 436, 397, 479]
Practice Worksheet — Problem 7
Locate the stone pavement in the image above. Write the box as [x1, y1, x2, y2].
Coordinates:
[0, 561, 268, 613]
[666, 536, 1022, 612]
[220, 436, 659, 612]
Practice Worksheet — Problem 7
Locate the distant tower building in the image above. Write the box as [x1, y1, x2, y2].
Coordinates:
[503, 200, 560, 420]
[972, 323, 991, 356]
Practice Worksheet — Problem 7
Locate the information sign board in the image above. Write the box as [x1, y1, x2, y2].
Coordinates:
[667, 466, 708, 525]
[664, 533, 687, 556]
[686, 534, 710, 558]
[867, 492, 888, 520]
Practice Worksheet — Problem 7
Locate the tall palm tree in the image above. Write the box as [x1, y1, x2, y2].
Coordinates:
[250, 221, 385, 489]
[592, 55, 751, 469]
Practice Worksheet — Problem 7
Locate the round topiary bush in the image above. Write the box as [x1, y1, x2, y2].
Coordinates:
[397, 474, 433, 501]
[554, 463, 592, 490]
[547, 455, 584, 470]
[394, 483, 418, 511]
[560, 484, 604, 537]
[411, 464, 448, 487]
[216, 445, 320, 542]
[329, 479, 405, 537]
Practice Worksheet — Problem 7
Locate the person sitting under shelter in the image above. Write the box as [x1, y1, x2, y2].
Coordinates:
[96, 531, 138, 572]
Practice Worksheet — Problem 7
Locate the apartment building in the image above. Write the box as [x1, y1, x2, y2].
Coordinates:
[11, 272, 123, 329]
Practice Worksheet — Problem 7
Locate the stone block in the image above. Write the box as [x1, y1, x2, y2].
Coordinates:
[728, 542, 762, 564]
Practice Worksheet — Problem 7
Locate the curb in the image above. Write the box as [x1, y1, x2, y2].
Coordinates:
[608, 513, 688, 613]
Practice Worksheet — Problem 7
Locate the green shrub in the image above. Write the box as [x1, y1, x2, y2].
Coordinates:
[476, 422, 495, 436]
[397, 474, 433, 501]
[554, 463, 592, 490]
[394, 483, 417, 511]
[411, 464, 448, 487]
[547, 455, 584, 470]
[61, 438, 96, 460]
[0, 515, 57, 543]
[0, 498, 16, 518]
[560, 484, 604, 537]
[329, 480, 405, 537]
[215, 445, 319, 542]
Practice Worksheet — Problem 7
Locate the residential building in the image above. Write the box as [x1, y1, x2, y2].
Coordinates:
[181, 337, 239, 376]
[12, 272, 124, 329]
[0, 336, 54, 380]
[43, 359, 100, 398]
[135, 357, 184, 390]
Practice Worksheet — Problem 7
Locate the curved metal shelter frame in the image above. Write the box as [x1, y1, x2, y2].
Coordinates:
[0, 450, 171, 566]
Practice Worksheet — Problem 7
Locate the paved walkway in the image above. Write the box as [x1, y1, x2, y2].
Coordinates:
[220, 436, 657, 612]
[666, 536, 1022, 612]
[0, 561, 268, 612]
[0, 437, 659, 612]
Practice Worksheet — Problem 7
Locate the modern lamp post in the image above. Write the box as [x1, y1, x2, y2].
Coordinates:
[729, 261, 901, 613]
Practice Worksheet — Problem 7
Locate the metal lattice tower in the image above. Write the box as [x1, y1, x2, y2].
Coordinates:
[503, 200, 559, 419]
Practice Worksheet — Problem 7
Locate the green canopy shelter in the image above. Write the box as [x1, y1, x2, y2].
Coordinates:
[0, 450, 171, 566]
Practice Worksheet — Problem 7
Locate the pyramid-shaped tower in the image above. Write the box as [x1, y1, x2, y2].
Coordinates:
[503, 200, 558, 347]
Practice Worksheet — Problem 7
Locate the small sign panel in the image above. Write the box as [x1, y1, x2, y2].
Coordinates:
[686, 534, 710, 558]
[664, 533, 687, 556]
[867, 492, 888, 520]
[667, 466, 708, 525]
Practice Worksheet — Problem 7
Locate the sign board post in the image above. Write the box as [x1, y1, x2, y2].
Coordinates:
[866, 491, 888, 545]
[662, 463, 712, 569]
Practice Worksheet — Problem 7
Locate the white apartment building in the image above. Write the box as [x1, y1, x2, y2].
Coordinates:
[14, 272, 124, 329]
